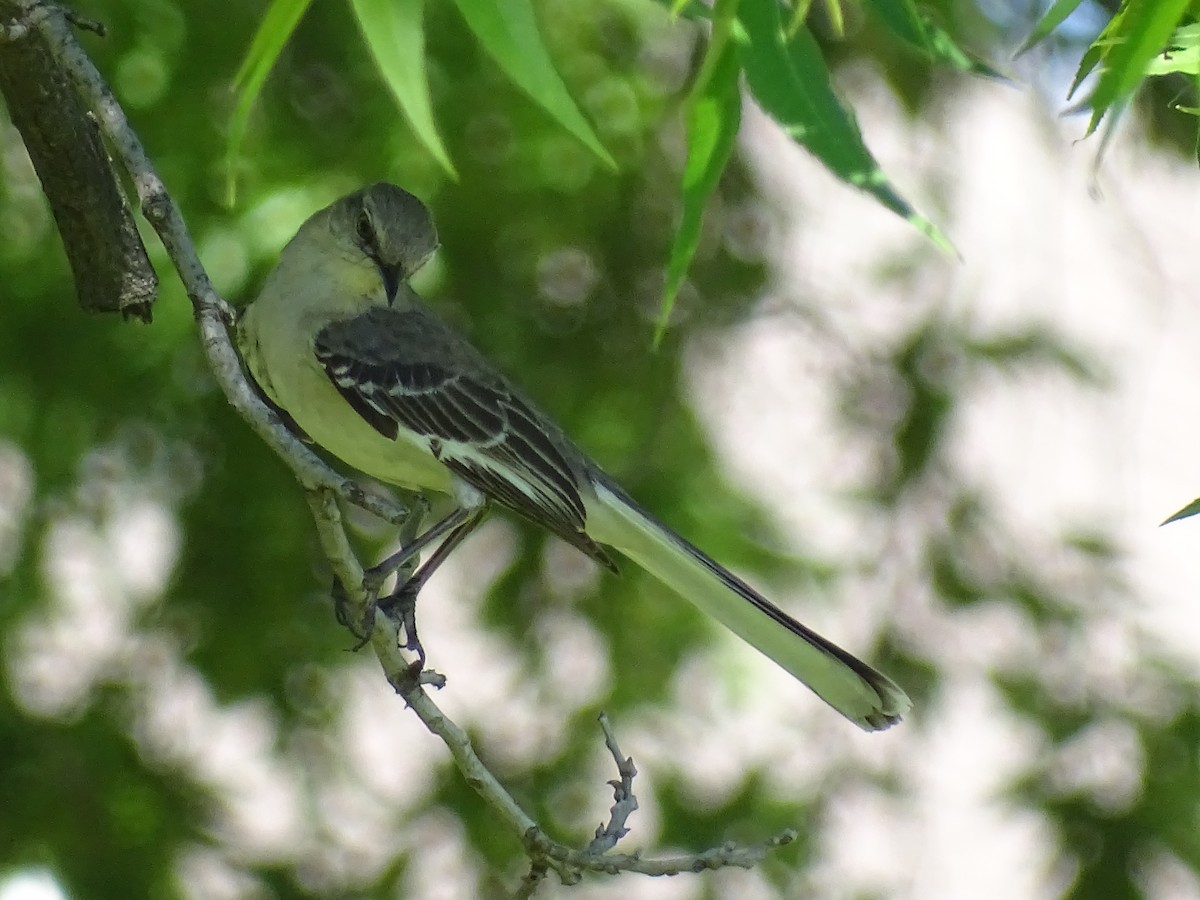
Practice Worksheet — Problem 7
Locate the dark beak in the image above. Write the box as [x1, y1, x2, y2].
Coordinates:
[380, 263, 401, 305]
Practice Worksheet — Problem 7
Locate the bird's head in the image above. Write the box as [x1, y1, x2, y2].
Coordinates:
[330, 182, 439, 304]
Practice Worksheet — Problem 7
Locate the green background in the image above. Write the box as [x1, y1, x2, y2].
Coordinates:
[2, 0, 1199, 897]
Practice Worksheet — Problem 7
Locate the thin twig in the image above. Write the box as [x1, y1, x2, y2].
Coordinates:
[588, 712, 639, 853]
[512, 861, 548, 900]
[527, 825, 799, 877]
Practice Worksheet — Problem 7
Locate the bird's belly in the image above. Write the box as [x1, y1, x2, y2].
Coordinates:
[267, 348, 453, 494]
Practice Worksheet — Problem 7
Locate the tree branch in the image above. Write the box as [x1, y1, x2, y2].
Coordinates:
[0, 0, 156, 319]
[12, 1, 799, 889]
[588, 711, 639, 854]
[20, 1, 408, 526]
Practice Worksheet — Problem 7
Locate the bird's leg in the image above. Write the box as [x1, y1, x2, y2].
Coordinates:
[363, 503, 476, 594]
[334, 492, 429, 649]
[381, 491, 431, 585]
[376, 507, 485, 668]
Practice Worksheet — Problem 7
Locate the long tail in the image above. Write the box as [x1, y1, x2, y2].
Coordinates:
[583, 475, 910, 731]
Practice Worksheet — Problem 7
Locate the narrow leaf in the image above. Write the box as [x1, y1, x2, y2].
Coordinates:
[1088, 97, 1127, 175]
[225, 0, 313, 204]
[786, 0, 815, 38]
[1067, 40, 1104, 100]
[1084, 0, 1191, 136]
[350, 0, 456, 177]
[1144, 23, 1200, 76]
[823, 0, 845, 39]
[1016, 0, 1086, 57]
[737, 0, 952, 251]
[1194, 99, 1200, 165]
[1162, 497, 1200, 525]
[862, 0, 1002, 78]
[786, 0, 846, 40]
[655, 39, 742, 343]
[1067, 0, 1134, 101]
[451, 0, 615, 169]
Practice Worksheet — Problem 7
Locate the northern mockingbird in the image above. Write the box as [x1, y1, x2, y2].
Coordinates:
[236, 182, 910, 730]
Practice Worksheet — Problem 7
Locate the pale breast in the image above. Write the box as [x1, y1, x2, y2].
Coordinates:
[238, 297, 454, 494]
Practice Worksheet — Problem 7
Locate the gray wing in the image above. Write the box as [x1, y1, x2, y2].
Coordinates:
[314, 304, 617, 571]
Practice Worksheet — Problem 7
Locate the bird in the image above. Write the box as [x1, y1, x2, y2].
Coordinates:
[235, 182, 911, 731]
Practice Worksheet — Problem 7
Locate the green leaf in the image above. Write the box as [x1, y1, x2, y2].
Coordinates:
[861, 0, 1002, 78]
[1084, 0, 1192, 136]
[1067, 39, 1104, 100]
[1090, 96, 1127, 173]
[655, 32, 742, 343]
[787, 0, 816, 38]
[350, 0, 456, 177]
[786, 0, 846, 40]
[1162, 497, 1200, 525]
[450, 0, 615, 169]
[1144, 23, 1200, 75]
[1016, 0, 1086, 57]
[737, 0, 952, 251]
[823, 0, 845, 39]
[225, 0, 314, 205]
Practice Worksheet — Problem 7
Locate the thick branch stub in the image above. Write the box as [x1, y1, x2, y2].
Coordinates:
[0, 0, 156, 320]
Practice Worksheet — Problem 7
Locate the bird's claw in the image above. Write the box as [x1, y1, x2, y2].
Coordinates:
[333, 574, 427, 663]
[377, 581, 426, 670]
[332, 578, 376, 650]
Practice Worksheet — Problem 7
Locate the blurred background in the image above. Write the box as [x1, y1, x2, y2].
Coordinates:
[2, 0, 1200, 897]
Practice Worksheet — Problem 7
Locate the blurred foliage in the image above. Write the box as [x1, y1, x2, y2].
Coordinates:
[233, 0, 964, 322]
[1, 0, 1200, 898]
[229, 0, 1200, 316]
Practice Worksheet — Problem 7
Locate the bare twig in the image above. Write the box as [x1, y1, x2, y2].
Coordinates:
[15, 2, 800, 888]
[512, 862, 549, 900]
[588, 712, 639, 853]
[528, 828, 799, 877]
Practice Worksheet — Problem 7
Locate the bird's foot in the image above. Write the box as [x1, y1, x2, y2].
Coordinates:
[332, 578, 377, 651]
[376, 579, 426, 671]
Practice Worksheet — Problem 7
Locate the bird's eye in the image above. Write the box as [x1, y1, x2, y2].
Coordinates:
[355, 210, 373, 245]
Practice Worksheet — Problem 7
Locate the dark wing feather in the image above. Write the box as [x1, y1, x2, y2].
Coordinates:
[323, 358, 399, 440]
[314, 305, 617, 571]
